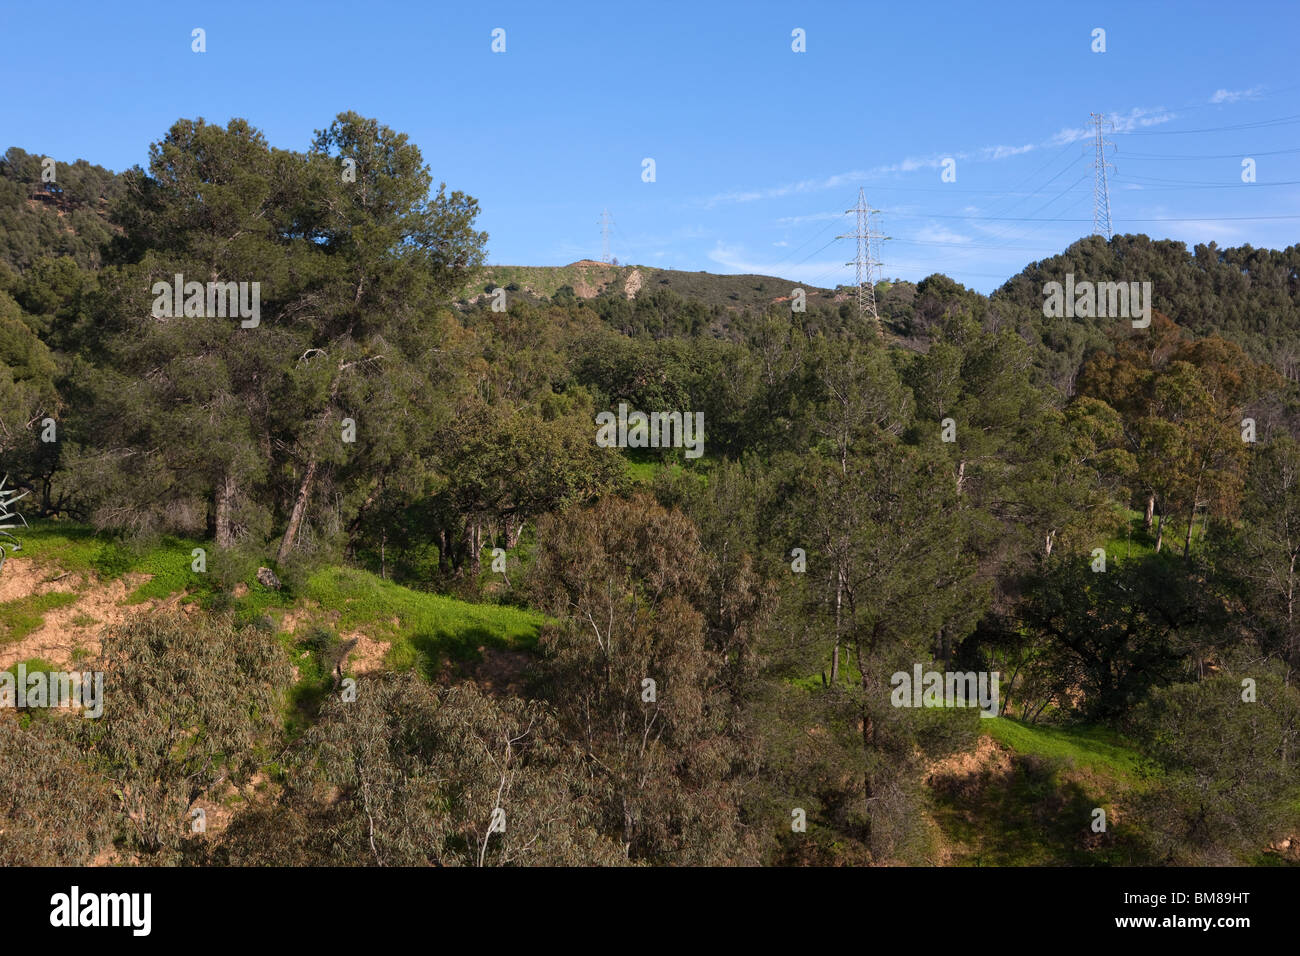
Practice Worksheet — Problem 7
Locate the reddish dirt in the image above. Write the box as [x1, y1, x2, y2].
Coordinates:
[0, 561, 155, 671]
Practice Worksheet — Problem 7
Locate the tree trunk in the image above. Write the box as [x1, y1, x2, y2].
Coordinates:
[1154, 510, 1164, 553]
[280, 363, 347, 563]
[277, 457, 318, 563]
[854, 637, 875, 852]
[215, 471, 237, 549]
[831, 568, 843, 685]
[469, 518, 483, 572]
[1144, 494, 1155, 529]
[861, 709, 874, 850]
[1184, 476, 1203, 558]
[1288, 553, 1297, 678]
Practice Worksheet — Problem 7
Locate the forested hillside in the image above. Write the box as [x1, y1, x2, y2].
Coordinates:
[1, 114, 1297, 867]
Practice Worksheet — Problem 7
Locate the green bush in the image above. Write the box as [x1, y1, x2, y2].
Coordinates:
[90, 540, 133, 579]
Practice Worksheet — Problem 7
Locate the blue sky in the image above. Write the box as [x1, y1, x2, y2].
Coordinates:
[3, 0, 1298, 292]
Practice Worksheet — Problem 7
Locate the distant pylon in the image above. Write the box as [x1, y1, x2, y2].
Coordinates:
[1091, 113, 1116, 240]
[599, 208, 614, 263]
[837, 188, 888, 335]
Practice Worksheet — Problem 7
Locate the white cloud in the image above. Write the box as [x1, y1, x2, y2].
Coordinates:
[977, 144, 1036, 161]
[707, 106, 1176, 206]
[776, 211, 846, 225]
[1047, 106, 1176, 146]
[915, 225, 972, 244]
[1210, 86, 1262, 104]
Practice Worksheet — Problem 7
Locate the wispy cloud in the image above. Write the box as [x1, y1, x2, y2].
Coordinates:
[706, 106, 1173, 206]
[915, 225, 972, 244]
[977, 144, 1036, 160]
[775, 211, 846, 226]
[1047, 106, 1177, 146]
[1209, 86, 1263, 104]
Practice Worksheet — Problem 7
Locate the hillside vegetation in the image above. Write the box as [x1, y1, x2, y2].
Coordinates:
[465, 259, 841, 314]
[1, 115, 1298, 868]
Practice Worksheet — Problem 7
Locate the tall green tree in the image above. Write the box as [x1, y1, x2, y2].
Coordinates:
[528, 494, 758, 864]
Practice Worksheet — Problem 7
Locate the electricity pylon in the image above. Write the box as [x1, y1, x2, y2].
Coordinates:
[599, 208, 614, 263]
[1091, 112, 1116, 240]
[838, 188, 887, 335]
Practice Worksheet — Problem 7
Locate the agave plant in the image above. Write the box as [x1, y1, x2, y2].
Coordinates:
[0, 475, 29, 574]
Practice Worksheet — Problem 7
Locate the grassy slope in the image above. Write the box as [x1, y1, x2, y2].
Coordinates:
[301, 566, 546, 674]
[621, 447, 713, 485]
[1, 520, 547, 679]
[930, 717, 1152, 865]
[984, 717, 1145, 778]
[1099, 507, 1210, 565]
[13, 522, 1291, 864]
[463, 261, 839, 312]
[0, 591, 78, 645]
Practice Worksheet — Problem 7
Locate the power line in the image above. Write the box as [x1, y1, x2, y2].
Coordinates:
[800, 153, 1088, 286]
[1118, 146, 1300, 161]
[1115, 113, 1300, 136]
[881, 211, 1300, 223]
[757, 143, 1083, 278]
[940, 149, 1087, 252]
[731, 104, 1300, 291]
[1117, 174, 1300, 188]
[759, 218, 842, 274]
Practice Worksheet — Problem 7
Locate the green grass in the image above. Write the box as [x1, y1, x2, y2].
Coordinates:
[3, 657, 66, 724]
[929, 717, 1152, 865]
[622, 448, 714, 486]
[10, 521, 550, 689]
[0, 591, 79, 644]
[11, 521, 547, 660]
[983, 717, 1147, 781]
[6, 521, 205, 604]
[624, 457, 661, 484]
[120, 536, 208, 603]
[302, 566, 548, 678]
[789, 655, 865, 691]
[4, 655, 57, 676]
[6, 523, 105, 574]
[1099, 507, 1210, 566]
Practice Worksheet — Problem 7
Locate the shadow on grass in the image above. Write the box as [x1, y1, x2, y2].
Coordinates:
[408, 624, 515, 681]
[930, 752, 1149, 865]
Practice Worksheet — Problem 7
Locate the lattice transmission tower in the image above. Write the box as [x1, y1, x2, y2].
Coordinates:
[838, 188, 888, 335]
[599, 208, 614, 263]
[1091, 112, 1116, 240]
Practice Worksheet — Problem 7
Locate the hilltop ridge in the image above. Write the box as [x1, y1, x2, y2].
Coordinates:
[461, 259, 844, 312]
